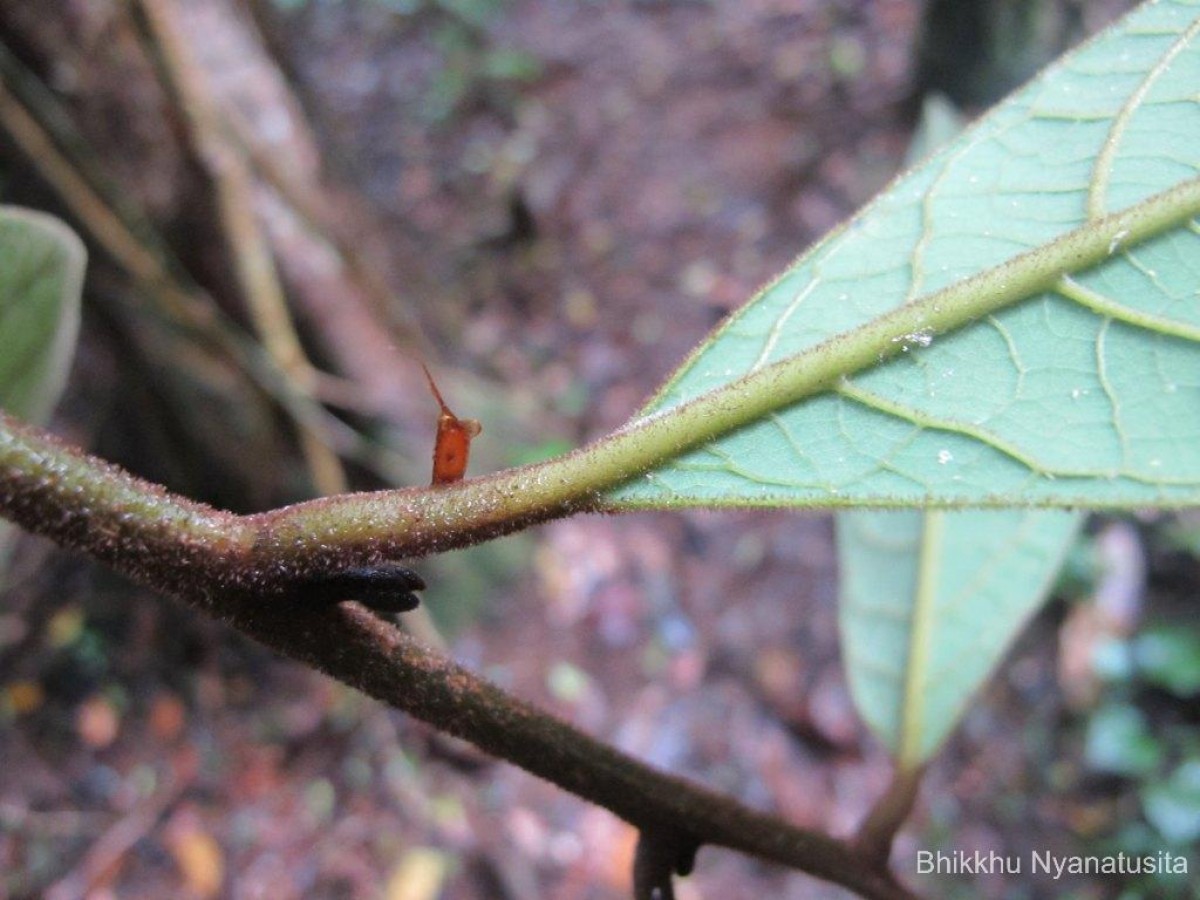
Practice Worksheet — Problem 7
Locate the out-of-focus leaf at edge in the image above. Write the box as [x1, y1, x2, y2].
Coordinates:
[608, 1, 1200, 509]
[1133, 625, 1200, 696]
[1084, 702, 1163, 776]
[0, 208, 86, 582]
[837, 95, 1086, 765]
[837, 510, 1081, 765]
[1142, 759, 1200, 844]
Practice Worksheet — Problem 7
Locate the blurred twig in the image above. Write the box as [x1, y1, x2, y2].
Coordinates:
[42, 772, 190, 900]
[225, 102, 424, 353]
[0, 43, 410, 484]
[134, 0, 348, 498]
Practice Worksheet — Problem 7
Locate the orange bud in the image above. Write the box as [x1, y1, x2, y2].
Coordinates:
[421, 364, 481, 485]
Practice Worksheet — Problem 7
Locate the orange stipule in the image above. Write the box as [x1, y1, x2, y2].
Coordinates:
[421, 363, 481, 486]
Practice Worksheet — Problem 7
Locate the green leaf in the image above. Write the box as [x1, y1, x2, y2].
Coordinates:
[1133, 624, 1200, 696]
[608, 1, 1200, 509]
[0, 207, 84, 421]
[0, 207, 86, 579]
[1142, 758, 1200, 844]
[837, 509, 1080, 765]
[1084, 703, 1163, 777]
[834, 95, 1086, 767]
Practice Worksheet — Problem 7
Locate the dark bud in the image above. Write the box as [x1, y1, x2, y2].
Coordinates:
[673, 842, 697, 877]
[633, 828, 699, 900]
[299, 563, 425, 614]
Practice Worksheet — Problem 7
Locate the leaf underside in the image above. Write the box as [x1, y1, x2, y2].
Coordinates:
[609, 1, 1200, 510]
[838, 508, 1081, 765]
[834, 98, 1086, 766]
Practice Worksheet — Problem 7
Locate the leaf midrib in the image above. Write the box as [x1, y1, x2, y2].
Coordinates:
[607, 177, 1200, 503]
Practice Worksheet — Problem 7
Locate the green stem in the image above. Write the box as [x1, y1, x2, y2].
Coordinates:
[0, 412, 250, 600]
[256, 176, 1200, 565]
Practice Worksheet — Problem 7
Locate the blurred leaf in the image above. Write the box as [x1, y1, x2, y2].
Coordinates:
[0, 208, 85, 583]
[547, 660, 592, 703]
[906, 93, 963, 155]
[303, 777, 337, 824]
[1089, 635, 1136, 685]
[839, 509, 1080, 765]
[46, 604, 85, 648]
[507, 437, 574, 468]
[148, 692, 187, 742]
[481, 49, 542, 82]
[435, 0, 505, 28]
[422, 536, 531, 635]
[836, 94, 1082, 767]
[166, 819, 225, 898]
[1161, 517, 1200, 556]
[0, 207, 83, 420]
[609, 3, 1200, 509]
[425, 65, 471, 122]
[1141, 758, 1200, 844]
[386, 847, 451, 900]
[1084, 703, 1162, 777]
[1053, 532, 1103, 599]
[372, 0, 423, 13]
[828, 35, 867, 80]
[1133, 625, 1200, 697]
[2, 679, 44, 716]
[75, 694, 120, 749]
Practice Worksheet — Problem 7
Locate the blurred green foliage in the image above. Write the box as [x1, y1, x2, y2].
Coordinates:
[1078, 599, 1200, 897]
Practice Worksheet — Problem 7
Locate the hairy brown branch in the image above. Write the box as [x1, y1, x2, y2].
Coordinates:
[0, 412, 918, 899]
